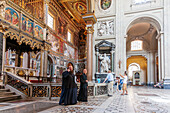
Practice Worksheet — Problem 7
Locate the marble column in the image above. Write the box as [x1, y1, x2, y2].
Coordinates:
[82, 13, 96, 81]
[158, 37, 161, 82]
[40, 49, 44, 77]
[43, 50, 48, 77]
[0, 25, 8, 82]
[163, 0, 170, 88]
[43, 44, 49, 78]
[0, 32, 4, 72]
[86, 27, 93, 81]
[95, 51, 99, 73]
[110, 50, 115, 72]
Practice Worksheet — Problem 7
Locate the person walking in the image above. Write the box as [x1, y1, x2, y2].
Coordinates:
[78, 69, 88, 102]
[103, 70, 114, 96]
[59, 65, 77, 105]
[119, 71, 128, 95]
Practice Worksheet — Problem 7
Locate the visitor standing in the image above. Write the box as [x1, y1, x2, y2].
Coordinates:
[103, 70, 114, 96]
[78, 69, 88, 102]
[119, 71, 128, 95]
[59, 66, 77, 105]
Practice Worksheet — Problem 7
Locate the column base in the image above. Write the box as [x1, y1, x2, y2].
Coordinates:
[163, 79, 170, 89]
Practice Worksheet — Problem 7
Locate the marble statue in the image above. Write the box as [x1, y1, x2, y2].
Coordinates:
[99, 53, 110, 73]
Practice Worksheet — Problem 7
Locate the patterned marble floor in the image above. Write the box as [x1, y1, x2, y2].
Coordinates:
[39, 86, 170, 113]
[0, 86, 170, 113]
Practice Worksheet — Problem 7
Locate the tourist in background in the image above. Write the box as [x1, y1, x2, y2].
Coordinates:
[78, 69, 88, 102]
[115, 77, 123, 92]
[103, 70, 114, 96]
[119, 71, 128, 95]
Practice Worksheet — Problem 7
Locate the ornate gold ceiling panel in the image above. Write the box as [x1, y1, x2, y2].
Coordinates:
[58, 0, 87, 25]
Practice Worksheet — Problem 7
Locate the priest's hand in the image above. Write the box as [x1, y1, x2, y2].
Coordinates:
[86, 80, 88, 82]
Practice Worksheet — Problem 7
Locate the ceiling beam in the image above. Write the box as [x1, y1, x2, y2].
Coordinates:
[58, 0, 82, 3]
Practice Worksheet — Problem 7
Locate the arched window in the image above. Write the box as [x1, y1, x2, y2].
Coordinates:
[133, 0, 151, 4]
[131, 40, 143, 51]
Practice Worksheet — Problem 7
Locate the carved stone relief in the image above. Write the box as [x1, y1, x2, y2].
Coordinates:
[0, 1, 5, 18]
[97, 20, 114, 36]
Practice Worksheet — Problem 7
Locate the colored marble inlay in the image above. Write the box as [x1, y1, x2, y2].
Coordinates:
[32, 86, 47, 97]
[7, 75, 28, 95]
[51, 86, 62, 97]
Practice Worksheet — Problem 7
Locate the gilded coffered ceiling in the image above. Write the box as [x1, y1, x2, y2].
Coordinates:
[57, 0, 87, 26]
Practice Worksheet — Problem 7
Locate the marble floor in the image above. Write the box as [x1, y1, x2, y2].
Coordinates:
[0, 86, 170, 113]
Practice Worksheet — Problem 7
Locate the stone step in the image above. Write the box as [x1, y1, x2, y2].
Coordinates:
[0, 89, 10, 92]
[0, 95, 21, 102]
[0, 92, 15, 96]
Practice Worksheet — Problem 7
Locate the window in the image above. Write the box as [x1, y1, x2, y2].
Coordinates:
[131, 40, 143, 51]
[68, 31, 71, 42]
[133, 0, 151, 4]
[47, 13, 54, 29]
[67, 30, 73, 43]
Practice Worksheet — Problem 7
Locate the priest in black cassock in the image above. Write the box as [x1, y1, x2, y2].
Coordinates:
[59, 65, 77, 105]
[78, 69, 88, 102]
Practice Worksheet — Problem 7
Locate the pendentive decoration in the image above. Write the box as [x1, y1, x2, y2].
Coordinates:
[73, 2, 87, 15]
[101, 0, 111, 10]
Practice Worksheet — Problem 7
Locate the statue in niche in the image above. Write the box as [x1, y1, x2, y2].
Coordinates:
[99, 53, 110, 73]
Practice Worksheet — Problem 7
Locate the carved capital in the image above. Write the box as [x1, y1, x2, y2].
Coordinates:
[82, 13, 97, 24]
[110, 50, 115, 54]
[44, 43, 51, 51]
[86, 26, 94, 34]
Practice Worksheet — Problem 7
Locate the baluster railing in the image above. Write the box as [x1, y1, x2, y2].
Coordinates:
[3, 71, 33, 97]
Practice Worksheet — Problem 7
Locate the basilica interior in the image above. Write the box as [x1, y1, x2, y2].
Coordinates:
[0, 0, 170, 112]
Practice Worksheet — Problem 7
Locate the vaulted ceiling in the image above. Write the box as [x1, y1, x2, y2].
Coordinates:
[127, 23, 157, 44]
[126, 22, 158, 51]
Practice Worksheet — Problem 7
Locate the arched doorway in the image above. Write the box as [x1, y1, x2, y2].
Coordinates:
[128, 63, 140, 80]
[126, 17, 161, 85]
[127, 56, 147, 85]
[47, 55, 54, 77]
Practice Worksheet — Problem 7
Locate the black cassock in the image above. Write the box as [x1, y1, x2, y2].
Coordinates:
[78, 73, 88, 102]
[59, 71, 77, 105]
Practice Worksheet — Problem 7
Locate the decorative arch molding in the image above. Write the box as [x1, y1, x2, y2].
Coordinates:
[48, 54, 55, 64]
[35, 52, 41, 60]
[125, 15, 162, 36]
[128, 63, 141, 70]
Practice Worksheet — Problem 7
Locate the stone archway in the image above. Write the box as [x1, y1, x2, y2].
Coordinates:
[125, 16, 162, 85]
